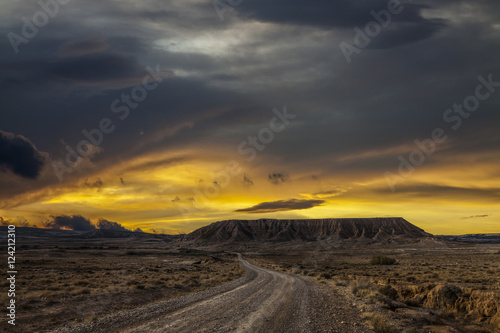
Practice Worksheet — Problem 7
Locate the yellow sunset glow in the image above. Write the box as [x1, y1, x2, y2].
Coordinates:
[1, 144, 498, 236]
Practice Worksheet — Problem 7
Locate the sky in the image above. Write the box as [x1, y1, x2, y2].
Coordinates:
[0, 0, 499, 235]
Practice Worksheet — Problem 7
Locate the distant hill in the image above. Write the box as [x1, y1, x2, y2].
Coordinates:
[0, 226, 85, 239]
[181, 218, 432, 244]
[438, 234, 500, 244]
[0, 226, 182, 242]
[78, 229, 181, 241]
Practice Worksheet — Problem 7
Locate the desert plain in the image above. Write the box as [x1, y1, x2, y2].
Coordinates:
[1, 219, 499, 333]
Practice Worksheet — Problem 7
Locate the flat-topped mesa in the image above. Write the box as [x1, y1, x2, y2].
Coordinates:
[181, 218, 432, 243]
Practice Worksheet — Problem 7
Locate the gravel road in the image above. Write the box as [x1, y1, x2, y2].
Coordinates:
[58, 254, 372, 333]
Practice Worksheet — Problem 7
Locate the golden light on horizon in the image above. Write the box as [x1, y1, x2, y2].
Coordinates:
[2, 149, 498, 235]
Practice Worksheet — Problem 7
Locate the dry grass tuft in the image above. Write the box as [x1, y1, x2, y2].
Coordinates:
[0, 244, 244, 332]
[351, 279, 376, 297]
[371, 314, 395, 333]
[249, 244, 500, 332]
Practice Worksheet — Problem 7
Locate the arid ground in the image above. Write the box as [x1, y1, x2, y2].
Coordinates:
[248, 242, 500, 332]
[1, 229, 499, 332]
[0, 238, 243, 333]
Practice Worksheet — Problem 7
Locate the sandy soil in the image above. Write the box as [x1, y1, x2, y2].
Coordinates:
[57, 254, 373, 333]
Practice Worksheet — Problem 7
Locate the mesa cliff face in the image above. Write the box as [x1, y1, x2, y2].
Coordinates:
[181, 218, 432, 243]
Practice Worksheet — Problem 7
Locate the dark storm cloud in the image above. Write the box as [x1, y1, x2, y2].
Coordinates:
[240, 0, 397, 27]
[235, 199, 325, 213]
[312, 190, 345, 198]
[0, 25, 256, 180]
[135, 9, 180, 21]
[239, 0, 446, 47]
[84, 178, 103, 191]
[59, 36, 109, 57]
[242, 174, 254, 187]
[0, 216, 30, 227]
[461, 214, 490, 220]
[48, 53, 145, 82]
[373, 184, 500, 201]
[368, 19, 447, 49]
[0, 217, 10, 226]
[268, 172, 289, 184]
[96, 218, 129, 231]
[0, 0, 499, 209]
[124, 156, 190, 173]
[44, 215, 96, 231]
[0, 130, 46, 179]
[0, 37, 152, 94]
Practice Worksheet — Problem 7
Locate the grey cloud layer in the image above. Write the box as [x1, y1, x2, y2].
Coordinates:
[235, 199, 325, 213]
[0, 0, 499, 200]
[238, 0, 446, 48]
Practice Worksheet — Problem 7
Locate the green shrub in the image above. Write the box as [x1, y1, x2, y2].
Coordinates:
[371, 255, 397, 265]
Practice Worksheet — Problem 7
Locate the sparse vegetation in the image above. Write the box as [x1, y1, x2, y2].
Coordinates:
[351, 279, 375, 297]
[2, 226, 499, 333]
[0, 241, 244, 332]
[371, 314, 395, 333]
[249, 245, 500, 332]
[370, 255, 397, 265]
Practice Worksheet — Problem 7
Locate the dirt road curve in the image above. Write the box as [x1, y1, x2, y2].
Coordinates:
[59, 254, 372, 333]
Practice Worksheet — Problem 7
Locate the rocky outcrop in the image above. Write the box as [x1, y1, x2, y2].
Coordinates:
[181, 218, 432, 243]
